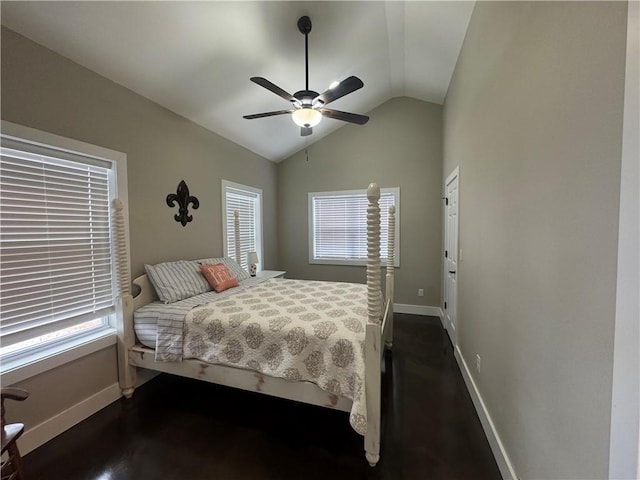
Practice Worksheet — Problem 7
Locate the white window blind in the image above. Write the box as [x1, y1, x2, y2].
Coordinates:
[309, 188, 399, 266]
[222, 181, 262, 271]
[0, 146, 115, 348]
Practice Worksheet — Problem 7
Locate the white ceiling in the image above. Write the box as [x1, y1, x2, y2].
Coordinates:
[1, 1, 474, 162]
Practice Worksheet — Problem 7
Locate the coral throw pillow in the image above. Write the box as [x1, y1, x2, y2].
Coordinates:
[200, 263, 239, 293]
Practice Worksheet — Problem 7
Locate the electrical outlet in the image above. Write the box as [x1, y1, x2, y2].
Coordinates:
[418, 288, 424, 297]
[476, 354, 481, 373]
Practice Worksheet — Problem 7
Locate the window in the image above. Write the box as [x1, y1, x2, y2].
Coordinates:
[222, 180, 262, 272]
[0, 122, 127, 380]
[309, 187, 400, 266]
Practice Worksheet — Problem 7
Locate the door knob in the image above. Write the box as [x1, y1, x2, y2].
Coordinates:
[449, 270, 456, 274]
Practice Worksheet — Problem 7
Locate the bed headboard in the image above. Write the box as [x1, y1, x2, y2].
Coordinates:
[132, 274, 157, 310]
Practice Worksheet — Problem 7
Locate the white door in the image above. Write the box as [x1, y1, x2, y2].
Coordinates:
[444, 168, 459, 344]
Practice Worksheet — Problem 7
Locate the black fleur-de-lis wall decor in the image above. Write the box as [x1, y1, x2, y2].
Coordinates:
[166, 180, 199, 227]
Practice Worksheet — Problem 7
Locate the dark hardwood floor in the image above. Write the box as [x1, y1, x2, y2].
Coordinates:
[24, 314, 501, 479]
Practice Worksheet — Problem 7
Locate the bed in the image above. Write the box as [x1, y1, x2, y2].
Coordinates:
[114, 183, 395, 466]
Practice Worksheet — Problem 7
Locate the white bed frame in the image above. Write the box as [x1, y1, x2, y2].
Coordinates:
[115, 183, 395, 466]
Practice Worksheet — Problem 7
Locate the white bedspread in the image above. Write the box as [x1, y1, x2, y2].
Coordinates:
[183, 278, 369, 435]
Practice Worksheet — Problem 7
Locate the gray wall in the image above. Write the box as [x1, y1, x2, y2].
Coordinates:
[277, 97, 442, 306]
[442, 2, 627, 478]
[1, 27, 277, 431]
[1, 27, 278, 276]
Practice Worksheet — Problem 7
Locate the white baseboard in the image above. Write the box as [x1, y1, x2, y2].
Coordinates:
[18, 383, 121, 456]
[19, 368, 160, 455]
[394, 303, 443, 318]
[454, 345, 518, 480]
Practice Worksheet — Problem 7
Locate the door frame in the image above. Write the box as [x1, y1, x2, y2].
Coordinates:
[443, 166, 459, 345]
[608, 1, 639, 477]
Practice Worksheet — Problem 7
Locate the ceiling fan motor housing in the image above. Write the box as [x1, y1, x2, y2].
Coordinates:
[294, 90, 320, 106]
[297, 16, 312, 35]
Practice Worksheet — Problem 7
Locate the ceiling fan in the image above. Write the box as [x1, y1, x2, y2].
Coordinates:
[243, 16, 369, 137]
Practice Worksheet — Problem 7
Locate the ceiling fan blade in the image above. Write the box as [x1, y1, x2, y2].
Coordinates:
[301, 127, 313, 136]
[243, 110, 294, 120]
[250, 77, 299, 105]
[314, 76, 364, 106]
[320, 108, 369, 125]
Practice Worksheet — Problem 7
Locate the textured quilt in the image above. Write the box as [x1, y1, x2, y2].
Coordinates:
[142, 276, 267, 362]
[183, 278, 369, 435]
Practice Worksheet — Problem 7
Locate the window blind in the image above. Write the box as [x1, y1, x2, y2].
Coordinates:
[311, 190, 397, 264]
[0, 147, 115, 347]
[225, 186, 259, 271]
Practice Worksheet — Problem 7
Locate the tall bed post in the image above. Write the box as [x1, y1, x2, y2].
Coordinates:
[385, 205, 396, 349]
[233, 210, 241, 266]
[364, 183, 382, 467]
[113, 198, 136, 398]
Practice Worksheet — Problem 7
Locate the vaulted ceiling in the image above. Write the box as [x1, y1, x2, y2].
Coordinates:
[1, 1, 474, 161]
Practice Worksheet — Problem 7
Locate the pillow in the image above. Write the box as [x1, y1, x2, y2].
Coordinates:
[200, 263, 239, 293]
[198, 257, 250, 282]
[145, 260, 211, 304]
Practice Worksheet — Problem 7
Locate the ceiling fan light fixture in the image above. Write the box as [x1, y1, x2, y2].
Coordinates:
[292, 107, 322, 128]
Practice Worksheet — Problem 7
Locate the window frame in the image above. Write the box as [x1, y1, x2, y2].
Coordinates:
[0, 121, 129, 384]
[308, 187, 400, 267]
[221, 180, 263, 272]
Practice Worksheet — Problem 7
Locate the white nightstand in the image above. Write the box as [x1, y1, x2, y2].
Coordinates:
[255, 270, 286, 279]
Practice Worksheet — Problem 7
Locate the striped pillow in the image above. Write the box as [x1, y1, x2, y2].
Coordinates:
[198, 257, 250, 282]
[145, 260, 211, 304]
